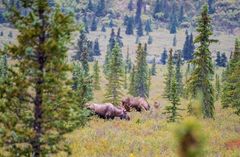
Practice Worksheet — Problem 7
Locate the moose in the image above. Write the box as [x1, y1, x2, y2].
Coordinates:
[121, 97, 151, 112]
[86, 103, 130, 120]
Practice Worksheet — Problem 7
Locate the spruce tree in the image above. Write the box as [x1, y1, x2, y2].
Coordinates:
[125, 47, 132, 73]
[116, 28, 123, 48]
[169, 8, 177, 34]
[128, 0, 134, 11]
[72, 31, 89, 61]
[153, 0, 161, 18]
[91, 16, 98, 31]
[135, 43, 149, 98]
[0, 54, 7, 83]
[129, 65, 136, 96]
[125, 16, 134, 35]
[151, 57, 157, 76]
[187, 5, 216, 118]
[101, 24, 106, 32]
[104, 44, 124, 105]
[145, 19, 152, 35]
[83, 15, 89, 33]
[164, 77, 182, 122]
[94, 38, 101, 56]
[215, 74, 221, 101]
[93, 61, 101, 90]
[161, 48, 168, 65]
[208, 0, 215, 14]
[0, 1, 88, 156]
[87, 0, 94, 12]
[222, 38, 240, 115]
[72, 62, 93, 104]
[124, 64, 128, 89]
[137, 18, 144, 37]
[175, 50, 183, 96]
[164, 49, 174, 99]
[96, 0, 105, 17]
[220, 53, 227, 67]
[173, 34, 177, 47]
[148, 35, 153, 45]
[135, 0, 143, 26]
[178, 5, 184, 23]
[183, 31, 195, 61]
[109, 19, 114, 28]
[215, 51, 221, 66]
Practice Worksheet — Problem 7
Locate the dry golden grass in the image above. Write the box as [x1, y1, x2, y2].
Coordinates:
[54, 66, 240, 157]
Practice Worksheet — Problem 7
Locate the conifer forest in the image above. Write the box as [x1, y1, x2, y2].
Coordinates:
[0, 0, 240, 157]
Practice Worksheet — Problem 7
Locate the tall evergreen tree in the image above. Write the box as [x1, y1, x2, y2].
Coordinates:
[215, 74, 221, 101]
[96, 0, 105, 17]
[135, 43, 149, 98]
[183, 31, 195, 61]
[215, 51, 221, 66]
[161, 48, 168, 65]
[135, 0, 143, 26]
[87, 0, 94, 12]
[93, 61, 101, 90]
[128, 0, 134, 11]
[129, 65, 136, 96]
[220, 53, 227, 67]
[164, 77, 182, 122]
[0, 1, 88, 156]
[93, 38, 101, 56]
[153, 0, 161, 18]
[137, 18, 144, 37]
[125, 16, 134, 35]
[148, 35, 153, 45]
[164, 49, 174, 99]
[151, 57, 157, 76]
[125, 47, 132, 73]
[101, 24, 106, 32]
[116, 28, 123, 48]
[222, 38, 240, 115]
[83, 14, 89, 33]
[91, 16, 98, 31]
[72, 63, 93, 105]
[145, 19, 152, 35]
[169, 6, 177, 34]
[175, 50, 183, 96]
[173, 34, 177, 47]
[187, 5, 216, 118]
[208, 0, 215, 14]
[0, 54, 7, 83]
[104, 44, 124, 105]
[72, 31, 90, 61]
[178, 5, 184, 23]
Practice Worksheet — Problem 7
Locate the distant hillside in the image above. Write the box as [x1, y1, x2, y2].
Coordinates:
[55, 0, 240, 33]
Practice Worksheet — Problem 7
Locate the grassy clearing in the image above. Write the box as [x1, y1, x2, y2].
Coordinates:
[54, 66, 240, 157]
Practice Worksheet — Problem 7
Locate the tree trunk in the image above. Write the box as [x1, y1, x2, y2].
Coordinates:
[32, 7, 46, 157]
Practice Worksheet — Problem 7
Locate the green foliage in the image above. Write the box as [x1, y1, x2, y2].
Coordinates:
[164, 49, 174, 99]
[125, 16, 134, 35]
[72, 63, 93, 106]
[0, 1, 89, 156]
[175, 50, 183, 96]
[161, 48, 168, 65]
[128, 65, 136, 96]
[183, 31, 195, 61]
[0, 54, 7, 83]
[164, 77, 182, 122]
[135, 43, 149, 98]
[91, 16, 98, 31]
[151, 57, 157, 76]
[104, 43, 124, 105]
[93, 61, 101, 90]
[175, 118, 206, 157]
[215, 74, 221, 101]
[173, 34, 177, 47]
[187, 5, 216, 119]
[222, 38, 240, 115]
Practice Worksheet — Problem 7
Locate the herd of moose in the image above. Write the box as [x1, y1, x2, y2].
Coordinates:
[86, 97, 154, 121]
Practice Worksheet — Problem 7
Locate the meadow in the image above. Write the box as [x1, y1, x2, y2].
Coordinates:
[54, 65, 240, 157]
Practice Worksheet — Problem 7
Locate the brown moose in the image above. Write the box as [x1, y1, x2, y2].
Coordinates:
[121, 97, 150, 112]
[86, 103, 130, 120]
